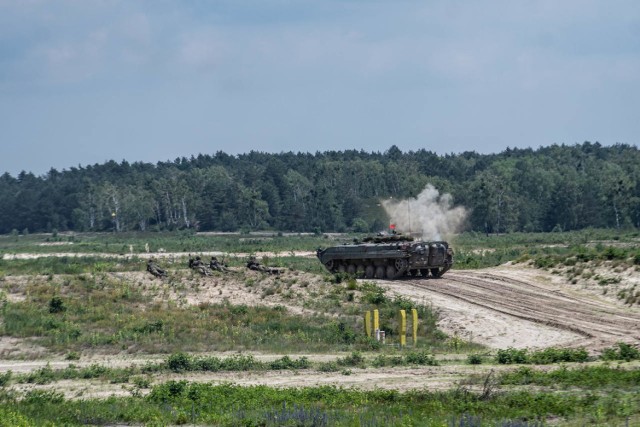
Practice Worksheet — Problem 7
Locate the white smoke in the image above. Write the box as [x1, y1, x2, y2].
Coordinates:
[381, 184, 467, 240]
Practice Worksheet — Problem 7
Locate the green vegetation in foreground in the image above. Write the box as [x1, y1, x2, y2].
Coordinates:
[495, 347, 590, 365]
[499, 364, 640, 389]
[0, 380, 639, 426]
[3, 344, 633, 388]
[0, 350, 441, 387]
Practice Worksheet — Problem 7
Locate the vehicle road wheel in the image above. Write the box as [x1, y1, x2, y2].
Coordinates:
[420, 268, 429, 278]
[356, 264, 365, 276]
[365, 265, 375, 279]
[347, 264, 356, 275]
[431, 268, 442, 278]
[409, 269, 418, 277]
[386, 265, 397, 279]
[395, 258, 408, 271]
[324, 260, 334, 272]
[375, 266, 385, 279]
[338, 264, 346, 273]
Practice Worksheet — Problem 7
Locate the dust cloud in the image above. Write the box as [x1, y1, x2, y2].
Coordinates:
[381, 184, 467, 240]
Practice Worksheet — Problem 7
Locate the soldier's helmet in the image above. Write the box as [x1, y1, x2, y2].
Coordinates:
[211, 256, 217, 261]
[196, 256, 201, 261]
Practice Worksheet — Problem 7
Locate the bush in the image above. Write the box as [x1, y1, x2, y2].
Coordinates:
[337, 351, 365, 367]
[603, 246, 626, 260]
[167, 352, 193, 372]
[529, 347, 589, 364]
[48, 296, 66, 313]
[467, 354, 483, 365]
[317, 362, 339, 372]
[496, 348, 529, 364]
[221, 354, 258, 371]
[496, 347, 589, 365]
[601, 342, 640, 362]
[269, 356, 310, 370]
[364, 288, 387, 305]
[65, 351, 80, 361]
[194, 356, 222, 372]
[405, 350, 439, 366]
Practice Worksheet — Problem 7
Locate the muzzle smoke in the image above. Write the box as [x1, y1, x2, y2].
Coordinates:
[381, 184, 467, 240]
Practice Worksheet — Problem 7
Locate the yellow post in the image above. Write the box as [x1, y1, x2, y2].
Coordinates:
[373, 309, 379, 333]
[399, 310, 406, 347]
[364, 311, 372, 337]
[412, 308, 418, 346]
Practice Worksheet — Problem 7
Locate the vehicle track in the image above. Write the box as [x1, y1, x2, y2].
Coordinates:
[381, 268, 640, 349]
[443, 273, 638, 330]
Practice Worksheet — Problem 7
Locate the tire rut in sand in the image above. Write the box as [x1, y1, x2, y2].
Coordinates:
[381, 268, 640, 349]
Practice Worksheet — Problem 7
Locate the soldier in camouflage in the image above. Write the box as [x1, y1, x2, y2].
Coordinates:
[147, 258, 168, 278]
[246, 256, 282, 275]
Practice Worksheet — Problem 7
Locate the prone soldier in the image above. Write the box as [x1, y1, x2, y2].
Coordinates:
[147, 258, 168, 278]
[209, 256, 229, 272]
[246, 256, 283, 275]
[189, 255, 213, 276]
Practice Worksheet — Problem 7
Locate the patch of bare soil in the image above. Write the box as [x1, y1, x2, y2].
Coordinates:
[114, 268, 329, 316]
[0, 337, 49, 359]
[11, 363, 513, 399]
[381, 264, 640, 351]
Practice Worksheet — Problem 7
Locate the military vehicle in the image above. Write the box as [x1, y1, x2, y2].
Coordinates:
[316, 234, 453, 279]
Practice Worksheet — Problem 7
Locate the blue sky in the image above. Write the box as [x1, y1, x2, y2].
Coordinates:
[1, 0, 639, 176]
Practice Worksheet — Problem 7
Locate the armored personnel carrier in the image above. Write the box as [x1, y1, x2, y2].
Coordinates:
[316, 234, 453, 279]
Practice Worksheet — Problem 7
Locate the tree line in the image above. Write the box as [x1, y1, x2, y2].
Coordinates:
[1, 142, 638, 235]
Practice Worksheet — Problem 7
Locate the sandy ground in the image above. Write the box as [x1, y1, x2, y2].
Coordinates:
[1, 256, 639, 399]
[382, 264, 640, 351]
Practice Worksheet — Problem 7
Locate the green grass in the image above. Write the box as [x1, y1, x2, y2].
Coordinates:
[452, 229, 640, 270]
[499, 364, 640, 389]
[0, 231, 336, 255]
[495, 347, 590, 365]
[0, 380, 638, 426]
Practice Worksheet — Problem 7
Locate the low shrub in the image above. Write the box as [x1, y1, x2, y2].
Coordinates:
[496, 348, 529, 364]
[268, 356, 310, 370]
[601, 342, 640, 362]
[337, 351, 365, 367]
[496, 347, 589, 365]
[467, 354, 483, 365]
[529, 347, 589, 364]
[405, 350, 439, 366]
[167, 352, 192, 372]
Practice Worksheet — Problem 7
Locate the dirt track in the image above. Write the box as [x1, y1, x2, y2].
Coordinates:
[382, 265, 640, 350]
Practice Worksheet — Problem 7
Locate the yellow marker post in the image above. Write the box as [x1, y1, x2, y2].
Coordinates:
[399, 309, 406, 347]
[364, 311, 372, 337]
[373, 309, 379, 333]
[412, 308, 418, 346]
